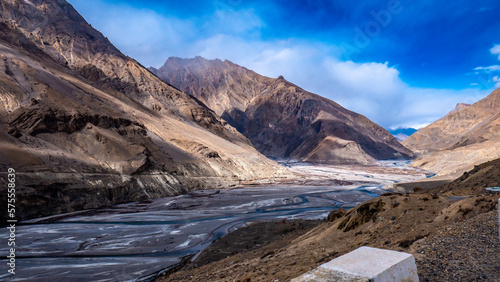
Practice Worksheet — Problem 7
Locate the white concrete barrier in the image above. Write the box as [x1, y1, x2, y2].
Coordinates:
[291, 246, 418, 282]
[486, 188, 500, 239]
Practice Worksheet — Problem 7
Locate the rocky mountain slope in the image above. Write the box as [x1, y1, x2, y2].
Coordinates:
[403, 90, 500, 175]
[0, 0, 290, 220]
[151, 57, 414, 164]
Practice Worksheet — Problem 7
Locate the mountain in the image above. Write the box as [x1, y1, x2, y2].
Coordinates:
[389, 127, 417, 141]
[403, 91, 500, 175]
[151, 57, 414, 164]
[0, 0, 289, 220]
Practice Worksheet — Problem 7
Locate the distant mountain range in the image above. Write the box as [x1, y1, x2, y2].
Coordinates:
[389, 127, 418, 141]
[151, 57, 414, 164]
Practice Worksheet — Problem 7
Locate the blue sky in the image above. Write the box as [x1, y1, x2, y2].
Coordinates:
[69, 0, 500, 129]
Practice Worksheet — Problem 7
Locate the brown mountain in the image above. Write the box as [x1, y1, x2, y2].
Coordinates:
[0, 0, 289, 220]
[403, 89, 500, 175]
[151, 57, 414, 164]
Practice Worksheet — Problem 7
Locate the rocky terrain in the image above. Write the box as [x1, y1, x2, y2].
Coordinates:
[160, 158, 500, 282]
[0, 0, 291, 220]
[151, 57, 414, 164]
[404, 90, 500, 176]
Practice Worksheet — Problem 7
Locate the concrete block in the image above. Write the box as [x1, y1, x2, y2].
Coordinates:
[291, 246, 418, 282]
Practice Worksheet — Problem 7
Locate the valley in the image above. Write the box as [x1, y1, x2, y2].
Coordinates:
[163, 158, 500, 281]
[1, 0, 500, 281]
[0, 161, 427, 281]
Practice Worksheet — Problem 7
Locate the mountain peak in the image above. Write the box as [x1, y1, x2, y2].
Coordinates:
[153, 57, 415, 163]
[163, 56, 228, 70]
[453, 102, 471, 112]
[455, 102, 471, 108]
[0, 0, 124, 66]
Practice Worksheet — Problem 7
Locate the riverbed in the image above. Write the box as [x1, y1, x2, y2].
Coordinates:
[0, 161, 428, 281]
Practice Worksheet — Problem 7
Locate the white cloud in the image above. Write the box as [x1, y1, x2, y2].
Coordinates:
[474, 65, 500, 73]
[472, 44, 500, 89]
[493, 76, 500, 88]
[491, 44, 500, 60]
[323, 60, 405, 99]
[320, 66, 488, 129]
[395, 87, 488, 128]
[70, 0, 262, 67]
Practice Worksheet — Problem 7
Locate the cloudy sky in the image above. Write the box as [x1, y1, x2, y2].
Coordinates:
[69, 0, 500, 130]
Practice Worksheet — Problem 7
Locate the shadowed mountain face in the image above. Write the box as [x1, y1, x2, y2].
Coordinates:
[403, 89, 500, 175]
[151, 57, 415, 164]
[0, 0, 289, 220]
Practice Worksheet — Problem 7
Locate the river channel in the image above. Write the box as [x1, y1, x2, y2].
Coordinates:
[0, 161, 428, 281]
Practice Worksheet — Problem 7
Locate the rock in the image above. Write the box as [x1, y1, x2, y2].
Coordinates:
[338, 200, 385, 232]
[291, 247, 419, 282]
[327, 207, 345, 222]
